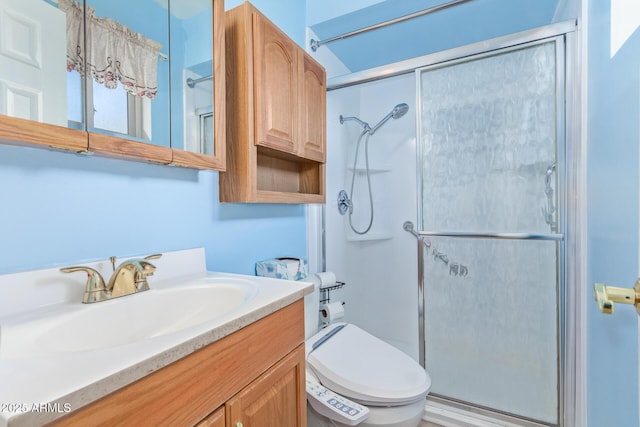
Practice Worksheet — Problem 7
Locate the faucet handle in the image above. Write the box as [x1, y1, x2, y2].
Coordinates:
[136, 259, 157, 277]
[135, 254, 162, 290]
[60, 266, 109, 303]
[130, 254, 161, 276]
[122, 255, 161, 292]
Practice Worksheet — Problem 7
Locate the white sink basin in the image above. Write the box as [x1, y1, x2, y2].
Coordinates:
[0, 277, 258, 357]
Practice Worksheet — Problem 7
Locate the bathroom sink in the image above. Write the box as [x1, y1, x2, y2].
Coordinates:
[0, 277, 258, 357]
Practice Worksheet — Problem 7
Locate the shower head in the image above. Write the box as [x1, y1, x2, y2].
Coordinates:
[339, 103, 409, 135]
[391, 103, 410, 119]
[369, 103, 409, 135]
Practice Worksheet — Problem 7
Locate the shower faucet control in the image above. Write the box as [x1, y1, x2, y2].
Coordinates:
[337, 190, 352, 215]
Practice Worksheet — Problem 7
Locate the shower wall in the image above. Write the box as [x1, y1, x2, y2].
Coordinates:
[325, 73, 419, 359]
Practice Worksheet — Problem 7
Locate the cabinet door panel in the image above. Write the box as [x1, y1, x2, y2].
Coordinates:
[253, 12, 297, 154]
[196, 406, 225, 427]
[227, 345, 306, 427]
[299, 53, 326, 162]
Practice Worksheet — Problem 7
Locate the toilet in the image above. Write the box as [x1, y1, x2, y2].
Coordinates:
[304, 278, 431, 427]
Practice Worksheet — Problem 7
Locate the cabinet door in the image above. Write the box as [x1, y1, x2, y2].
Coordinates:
[227, 345, 306, 427]
[196, 407, 225, 427]
[253, 12, 298, 154]
[298, 52, 326, 162]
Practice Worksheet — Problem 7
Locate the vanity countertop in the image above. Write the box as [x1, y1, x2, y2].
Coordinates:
[0, 249, 313, 427]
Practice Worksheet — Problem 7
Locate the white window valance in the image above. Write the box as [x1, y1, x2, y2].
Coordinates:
[59, 0, 163, 99]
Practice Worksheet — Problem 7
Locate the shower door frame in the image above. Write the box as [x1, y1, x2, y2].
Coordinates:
[323, 19, 584, 427]
[415, 36, 567, 427]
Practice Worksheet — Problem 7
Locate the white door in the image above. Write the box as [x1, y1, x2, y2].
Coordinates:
[0, 0, 66, 125]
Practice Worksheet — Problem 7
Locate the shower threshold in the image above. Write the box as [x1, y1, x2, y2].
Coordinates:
[424, 395, 557, 427]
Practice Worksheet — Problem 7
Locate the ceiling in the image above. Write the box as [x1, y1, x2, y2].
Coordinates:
[310, 0, 559, 73]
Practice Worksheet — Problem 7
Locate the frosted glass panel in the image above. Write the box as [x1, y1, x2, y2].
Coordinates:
[423, 237, 558, 424]
[418, 41, 561, 425]
[419, 42, 558, 233]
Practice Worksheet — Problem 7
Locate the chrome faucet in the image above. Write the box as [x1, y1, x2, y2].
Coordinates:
[60, 254, 162, 303]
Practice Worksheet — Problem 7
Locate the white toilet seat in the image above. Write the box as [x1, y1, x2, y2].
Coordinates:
[306, 323, 431, 406]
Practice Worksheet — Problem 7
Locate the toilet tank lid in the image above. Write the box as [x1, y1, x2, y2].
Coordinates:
[306, 323, 431, 406]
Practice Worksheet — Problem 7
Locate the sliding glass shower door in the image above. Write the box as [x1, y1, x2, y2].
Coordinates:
[417, 39, 564, 425]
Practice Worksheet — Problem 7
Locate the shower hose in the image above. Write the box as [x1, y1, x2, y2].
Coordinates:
[347, 129, 375, 235]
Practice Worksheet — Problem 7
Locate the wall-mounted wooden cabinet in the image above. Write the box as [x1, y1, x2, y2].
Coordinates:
[221, 2, 326, 204]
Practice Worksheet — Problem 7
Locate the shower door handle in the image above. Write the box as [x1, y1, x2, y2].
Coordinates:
[594, 280, 640, 315]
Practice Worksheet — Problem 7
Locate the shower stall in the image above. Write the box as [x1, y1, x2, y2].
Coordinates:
[321, 21, 579, 427]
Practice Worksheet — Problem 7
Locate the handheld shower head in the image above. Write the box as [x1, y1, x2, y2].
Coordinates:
[369, 103, 410, 135]
[391, 103, 409, 119]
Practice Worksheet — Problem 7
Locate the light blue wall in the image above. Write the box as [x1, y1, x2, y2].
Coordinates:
[0, 144, 306, 275]
[587, 1, 640, 426]
[0, 0, 308, 277]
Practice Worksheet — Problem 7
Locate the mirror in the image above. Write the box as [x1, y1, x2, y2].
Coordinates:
[169, 0, 215, 157]
[0, 0, 223, 167]
[0, 0, 79, 128]
[82, 0, 170, 147]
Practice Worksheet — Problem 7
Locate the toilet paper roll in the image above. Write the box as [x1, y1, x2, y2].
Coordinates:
[320, 301, 345, 323]
[315, 271, 337, 289]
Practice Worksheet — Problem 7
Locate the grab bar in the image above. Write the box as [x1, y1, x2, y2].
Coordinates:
[416, 230, 564, 240]
[403, 221, 469, 277]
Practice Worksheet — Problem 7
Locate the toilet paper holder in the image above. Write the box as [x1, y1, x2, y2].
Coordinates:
[319, 281, 345, 305]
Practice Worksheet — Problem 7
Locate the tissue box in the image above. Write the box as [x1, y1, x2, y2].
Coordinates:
[255, 258, 308, 281]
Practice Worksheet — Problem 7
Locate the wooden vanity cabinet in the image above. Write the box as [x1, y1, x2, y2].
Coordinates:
[227, 345, 306, 426]
[53, 300, 306, 427]
[196, 407, 225, 427]
[220, 2, 326, 204]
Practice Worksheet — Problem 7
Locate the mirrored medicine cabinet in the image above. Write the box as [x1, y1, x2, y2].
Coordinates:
[0, 0, 225, 170]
